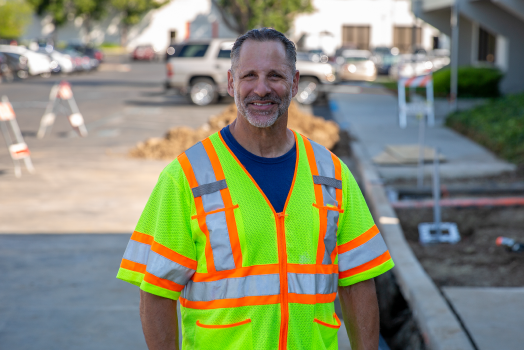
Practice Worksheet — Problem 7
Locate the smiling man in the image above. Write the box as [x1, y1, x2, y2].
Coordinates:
[117, 28, 394, 350]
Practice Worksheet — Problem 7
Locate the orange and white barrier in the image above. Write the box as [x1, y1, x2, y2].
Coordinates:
[37, 81, 87, 138]
[0, 96, 35, 177]
[397, 74, 435, 128]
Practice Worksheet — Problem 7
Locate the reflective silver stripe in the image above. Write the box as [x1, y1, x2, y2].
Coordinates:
[192, 179, 227, 197]
[183, 274, 280, 302]
[185, 141, 235, 271]
[338, 233, 388, 272]
[146, 251, 195, 286]
[123, 240, 150, 265]
[310, 140, 340, 265]
[322, 210, 339, 264]
[287, 273, 338, 295]
[311, 141, 337, 201]
[207, 210, 234, 271]
[313, 175, 342, 190]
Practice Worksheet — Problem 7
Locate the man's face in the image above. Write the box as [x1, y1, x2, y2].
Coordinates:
[228, 40, 299, 128]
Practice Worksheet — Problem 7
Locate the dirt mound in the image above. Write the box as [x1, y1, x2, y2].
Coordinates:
[129, 102, 340, 160]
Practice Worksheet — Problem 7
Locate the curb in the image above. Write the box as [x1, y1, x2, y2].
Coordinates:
[350, 140, 475, 350]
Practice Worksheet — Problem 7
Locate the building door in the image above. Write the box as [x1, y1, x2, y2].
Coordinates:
[342, 26, 370, 50]
[478, 26, 496, 63]
[393, 26, 421, 53]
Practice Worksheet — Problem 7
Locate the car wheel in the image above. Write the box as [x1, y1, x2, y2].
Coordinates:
[189, 78, 218, 106]
[296, 77, 321, 105]
[17, 70, 29, 79]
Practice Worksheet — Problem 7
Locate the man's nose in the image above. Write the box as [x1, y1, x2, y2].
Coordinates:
[253, 77, 272, 97]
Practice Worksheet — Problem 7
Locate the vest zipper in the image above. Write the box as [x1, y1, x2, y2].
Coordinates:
[276, 212, 289, 350]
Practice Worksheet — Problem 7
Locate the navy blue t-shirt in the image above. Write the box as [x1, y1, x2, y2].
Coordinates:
[220, 125, 296, 213]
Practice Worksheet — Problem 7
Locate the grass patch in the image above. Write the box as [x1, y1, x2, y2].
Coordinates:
[100, 42, 121, 48]
[446, 93, 524, 164]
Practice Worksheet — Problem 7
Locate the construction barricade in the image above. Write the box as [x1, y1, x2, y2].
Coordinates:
[0, 96, 35, 177]
[397, 74, 435, 128]
[37, 81, 87, 138]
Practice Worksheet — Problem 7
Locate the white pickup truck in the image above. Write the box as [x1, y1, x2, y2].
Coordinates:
[165, 39, 336, 105]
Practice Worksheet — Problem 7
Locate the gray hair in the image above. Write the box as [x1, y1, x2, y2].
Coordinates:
[230, 28, 297, 75]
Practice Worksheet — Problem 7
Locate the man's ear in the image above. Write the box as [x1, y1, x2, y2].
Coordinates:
[227, 70, 235, 97]
[291, 70, 300, 97]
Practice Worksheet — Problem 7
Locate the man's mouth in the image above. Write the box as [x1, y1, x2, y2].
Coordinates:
[252, 102, 273, 106]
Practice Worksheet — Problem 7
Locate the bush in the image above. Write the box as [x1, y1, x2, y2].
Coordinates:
[100, 42, 121, 48]
[433, 66, 503, 98]
[446, 93, 524, 164]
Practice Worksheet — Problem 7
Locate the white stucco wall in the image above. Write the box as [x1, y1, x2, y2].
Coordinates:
[292, 0, 439, 55]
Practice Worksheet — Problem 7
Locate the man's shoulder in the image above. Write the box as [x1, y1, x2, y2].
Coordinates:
[163, 131, 223, 178]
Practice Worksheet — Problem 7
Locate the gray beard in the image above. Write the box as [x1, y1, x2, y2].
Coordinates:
[234, 87, 293, 128]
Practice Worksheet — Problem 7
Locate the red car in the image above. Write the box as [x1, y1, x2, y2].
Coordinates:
[132, 45, 156, 61]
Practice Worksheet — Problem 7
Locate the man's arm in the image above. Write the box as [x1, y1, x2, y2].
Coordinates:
[139, 290, 179, 350]
[338, 279, 380, 350]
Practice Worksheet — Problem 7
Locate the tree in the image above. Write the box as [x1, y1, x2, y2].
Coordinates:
[213, 0, 314, 35]
[26, 0, 73, 41]
[0, 0, 33, 40]
[73, 0, 110, 42]
[111, 0, 168, 46]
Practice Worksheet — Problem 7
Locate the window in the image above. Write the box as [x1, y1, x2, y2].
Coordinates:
[478, 26, 496, 63]
[217, 49, 231, 59]
[178, 44, 209, 58]
[393, 26, 421, 53]
[342, 26, 370, 50]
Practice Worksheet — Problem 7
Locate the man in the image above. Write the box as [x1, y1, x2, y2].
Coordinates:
[117, 28, 394, 350]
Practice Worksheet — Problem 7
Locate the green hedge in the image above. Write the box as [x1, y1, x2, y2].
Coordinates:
[446, 93, 524, 164]
[433, 66, 503, 98]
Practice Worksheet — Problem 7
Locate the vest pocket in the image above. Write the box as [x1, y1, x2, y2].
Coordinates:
[195, 319, 253, 350]
[313, 313, 341, 350]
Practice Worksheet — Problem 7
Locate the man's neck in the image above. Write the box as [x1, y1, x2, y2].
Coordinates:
[229, 111, 295, 158]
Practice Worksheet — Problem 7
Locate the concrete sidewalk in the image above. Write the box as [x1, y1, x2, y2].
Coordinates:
[330, 85, 522, 350]
[330, 87, 515, 181]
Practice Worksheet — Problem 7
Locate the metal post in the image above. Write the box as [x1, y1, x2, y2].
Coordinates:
[433, 147, 441, 237]
[398, 79, 407, 128]
[417, 114, 426, 188]
[450, 1, 460, 112]
[426, 78, 435, 126]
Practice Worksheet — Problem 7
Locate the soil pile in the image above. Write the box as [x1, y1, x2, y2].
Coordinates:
[129, 102, 339, 160]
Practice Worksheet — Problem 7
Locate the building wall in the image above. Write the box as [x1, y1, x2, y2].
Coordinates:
[292, 0, 439, 55]
[417, 0, 524, 94]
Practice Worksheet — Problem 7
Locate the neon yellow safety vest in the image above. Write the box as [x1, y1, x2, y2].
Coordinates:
[117, 130, 394, 350]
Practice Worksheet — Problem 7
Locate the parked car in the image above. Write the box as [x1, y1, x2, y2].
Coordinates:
[47, 49, 75, 74]
[389, 54, 433, 79]
[59, 48, 93, 71]
[0, 52, 15, 81]
[371, 46, 400, 75]
[0, 45, 52, 77]
[133, 45, 156, 61]
[165, 39, 336, 106]
[66, 43, 104, 63]
[335, 49, 377, 82]
[295, 52, 336, 104]
[428, 49, 450, 71]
